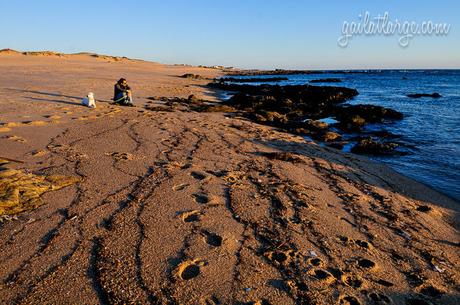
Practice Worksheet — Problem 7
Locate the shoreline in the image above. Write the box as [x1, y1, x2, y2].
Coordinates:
[212, 72, 460, 203]
[0, 52, 459, 304]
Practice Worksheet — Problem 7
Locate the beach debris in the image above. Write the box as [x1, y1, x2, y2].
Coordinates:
[433, 265, 445, 273]
[0, 214, 19, 223]
[0, 160, 80, 216]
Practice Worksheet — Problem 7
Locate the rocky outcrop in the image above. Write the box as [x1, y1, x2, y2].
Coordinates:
[208, 81, 406, 155]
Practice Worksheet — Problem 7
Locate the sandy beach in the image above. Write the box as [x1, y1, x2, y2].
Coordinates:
[0, 52, 459, 305]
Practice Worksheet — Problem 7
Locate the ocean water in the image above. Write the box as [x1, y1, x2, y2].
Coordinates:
[230, 70, 460, 201]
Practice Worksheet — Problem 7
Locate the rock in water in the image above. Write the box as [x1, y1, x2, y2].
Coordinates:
[407, 93, 442, 98]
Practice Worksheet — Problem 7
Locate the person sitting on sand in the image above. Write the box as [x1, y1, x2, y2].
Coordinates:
[113, 78, 133, 106]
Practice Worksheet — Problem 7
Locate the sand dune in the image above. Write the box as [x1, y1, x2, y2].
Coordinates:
[0, 53, 459, 304]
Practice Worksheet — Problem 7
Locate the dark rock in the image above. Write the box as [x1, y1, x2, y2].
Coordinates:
[218, 77, 288, 83]
[335, 104, 403, 130]
[407, 93, 442, 98]
[180, 73, 206, 80]
[327, 142, 345, 150]
[209, 83, 359, 109]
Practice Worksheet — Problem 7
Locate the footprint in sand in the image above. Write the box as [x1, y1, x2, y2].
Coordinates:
[190, 171, 208, 181]
[307, 257, 324, 267]
[308, 269, 335, 284]
[193, 193, 210, 204]
[404, 271, 426, 287]
[105, 152, 134, 161]
[202, 231, 223, 247]
[419, 284, 445, 298]
[376, 279, 394, 287]
[244, 300, 271, 305]
[342, 274, 364, 289]
[176, 260, 207, 280]
[339, 295, 361, 305]
[172, 183, 190, 191]
[356, 258, 377, 271]
[264, 250, 299, 266]
[354, 240, 371, 250]
[200, 296, 220, 305]
[367, 292, 391, 304]
[179, 210, 202, 223]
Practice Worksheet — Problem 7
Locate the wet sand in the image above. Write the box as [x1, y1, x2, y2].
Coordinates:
[0, 52, 459, 304]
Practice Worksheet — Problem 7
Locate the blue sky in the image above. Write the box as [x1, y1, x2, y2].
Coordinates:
[1, 0, 459, 69]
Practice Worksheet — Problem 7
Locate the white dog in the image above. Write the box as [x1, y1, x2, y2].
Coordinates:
[81, 92, 96, 108]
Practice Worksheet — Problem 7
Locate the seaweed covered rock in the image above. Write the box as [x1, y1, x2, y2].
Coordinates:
[351, 138, 400, 155]
[0, 159, 80, 216]
[319, 131, 342, 142]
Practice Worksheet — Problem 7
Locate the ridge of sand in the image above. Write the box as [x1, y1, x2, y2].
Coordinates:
[0, 55, 459, 305]
[0, 48, 147, 63]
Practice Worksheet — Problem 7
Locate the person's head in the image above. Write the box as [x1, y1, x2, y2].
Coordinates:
[118, 78, 127, 85]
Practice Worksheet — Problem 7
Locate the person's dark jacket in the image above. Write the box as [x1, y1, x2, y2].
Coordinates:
[114, 83, 131, 100]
